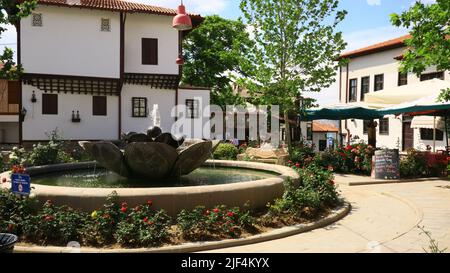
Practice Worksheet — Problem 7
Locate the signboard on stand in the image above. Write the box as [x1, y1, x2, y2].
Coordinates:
[371, 149, 400, 180]
[11, 173, 31, 196]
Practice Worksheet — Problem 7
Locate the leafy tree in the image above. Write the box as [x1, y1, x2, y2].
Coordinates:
[182, 15, 255, 107]
[391, 0, 450, 101]
[0, 0, 36, 79]
[240, 0, 347, 151]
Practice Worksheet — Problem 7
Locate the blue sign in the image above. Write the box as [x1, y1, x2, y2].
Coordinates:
[11, 173, 31, 196]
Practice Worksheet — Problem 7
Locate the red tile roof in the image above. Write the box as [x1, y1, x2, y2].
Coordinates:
[34, 0, 202, 18]
[340, 34, 411, 59]
[312, 121, 339, 132]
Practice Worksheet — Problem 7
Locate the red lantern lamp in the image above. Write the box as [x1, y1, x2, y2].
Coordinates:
[172, 1, 192, 31]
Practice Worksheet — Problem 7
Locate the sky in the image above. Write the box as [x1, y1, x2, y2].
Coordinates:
[0, 0, 437, 105]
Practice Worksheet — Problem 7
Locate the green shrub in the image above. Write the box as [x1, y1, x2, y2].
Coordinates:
[288, 141, 315, 167]
[27, 141, 73, 166]
[177, 205, 255, 241]
[267, 165, 339, 221]
[81, 192, 121, 246]
[400, 149, 428, 178]
[213, 143, 239, 160]
[0, 188, 39, 235]
[22, 200, 87, 245]
[114, 201, 172, 247]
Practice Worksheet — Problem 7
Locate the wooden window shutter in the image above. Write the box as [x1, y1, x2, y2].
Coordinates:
[142, 38, 158, 65]
[93, 96, 107, 116]
[7, 81, 20, 104]
[42, 93, 58, 115]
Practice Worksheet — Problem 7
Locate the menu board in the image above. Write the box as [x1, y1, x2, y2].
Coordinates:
[371, 149, 400, 180]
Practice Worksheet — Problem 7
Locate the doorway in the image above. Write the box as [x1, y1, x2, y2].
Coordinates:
[402, 121, 414, 151]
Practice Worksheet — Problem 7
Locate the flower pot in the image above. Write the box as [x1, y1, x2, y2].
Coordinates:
[0, 233, 18, 253]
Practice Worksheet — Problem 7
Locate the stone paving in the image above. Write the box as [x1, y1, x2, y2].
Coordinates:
[205, 177, 450, 253]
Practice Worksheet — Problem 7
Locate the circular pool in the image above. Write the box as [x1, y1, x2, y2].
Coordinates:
[1, 160, 299, 217]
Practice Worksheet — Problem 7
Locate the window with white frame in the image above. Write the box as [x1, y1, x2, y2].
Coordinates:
[186, 99, 199, 119]
[101, 18, 111, 32]
[32, 13, 43, 27]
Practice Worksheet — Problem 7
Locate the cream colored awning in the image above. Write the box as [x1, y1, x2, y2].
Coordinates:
[365, 79, 450, 107]
[411, 116, 445, 130]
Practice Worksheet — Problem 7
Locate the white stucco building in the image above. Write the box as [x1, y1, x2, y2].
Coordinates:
[0, 0, 210, 144]
[339, 35, 449, 151]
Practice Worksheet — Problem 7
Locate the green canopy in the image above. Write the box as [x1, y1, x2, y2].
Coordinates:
[302, 105, 385, 121]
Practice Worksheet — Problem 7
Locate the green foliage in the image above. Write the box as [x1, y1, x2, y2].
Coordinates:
[0, 48, 22, 79]
[0, 0, 37, 79]
[22, 200, 87, 245]
[400, 148, 428, 178]
[114, 202, 172, 247]
[0, 188, 38, 235]
[27, 141, 73, 166]
[81, 192, 121, 246]
[288, 142, 315, 167]
[240, 0, 346, 110]
[390, 0, 450, 101]
[176, 205, 255, 241]
[213, 143, 239, 160]
[267, 165, 339, 222]
[182, 15, 255, 107]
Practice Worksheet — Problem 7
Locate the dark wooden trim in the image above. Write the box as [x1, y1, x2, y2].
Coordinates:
[22, 73, 119, 81]
[0, 113, 19, 115]
[124, 73, 180, 89]
[119, 12, 126, 139]
[17, 20, 23, 146]
[22, 73, 121, 96]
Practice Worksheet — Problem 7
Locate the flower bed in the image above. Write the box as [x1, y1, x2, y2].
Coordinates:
[0, 164, 342, 249]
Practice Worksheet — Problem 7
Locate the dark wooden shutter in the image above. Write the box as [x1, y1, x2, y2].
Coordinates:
[93, 96, 107, 116]
[42, 93, 58, 115]
[7, 80, 20, 104]
[142, 38, 158, 65]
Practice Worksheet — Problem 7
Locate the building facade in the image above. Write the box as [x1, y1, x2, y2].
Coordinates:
[0, 0, 210, 144]
[339, 35, 450, 151]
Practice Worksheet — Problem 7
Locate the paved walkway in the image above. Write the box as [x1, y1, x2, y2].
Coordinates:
[204, 178, 450, 253]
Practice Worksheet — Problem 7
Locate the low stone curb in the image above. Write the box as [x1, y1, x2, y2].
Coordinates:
[14, 202, 351, 253]
[346, 177, 448, 186]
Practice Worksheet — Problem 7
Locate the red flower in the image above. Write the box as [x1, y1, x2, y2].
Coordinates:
[147, 200, 153, 206]
[329, 180, 335, 185]
[229, 227, 235, 232]
[143, 217, 149, 223]
[44, 215, 54, 221]
[345, 145, 352, 151]
[120, 207, 127, 213]
[226, 211, 234, 217]
[213, 208, 220, 213]
[295, 162, 300, 168]
[288, 160, 292, 164]
[148, 221, 154, 226]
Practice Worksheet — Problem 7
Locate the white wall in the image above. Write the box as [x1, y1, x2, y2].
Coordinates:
[21, 6, 120, 78]
[340, 46, 450, 150]
[121, 84, 176, 134]
[22, 85, 119, 140]
[125, 13, 179, 75]
[0, 122, 19, 143]
[177, 88, 211, 139]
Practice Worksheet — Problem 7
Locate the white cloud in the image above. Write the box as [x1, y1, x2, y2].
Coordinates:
[140, 0, 228, 15]
[367, 0, 381, 6]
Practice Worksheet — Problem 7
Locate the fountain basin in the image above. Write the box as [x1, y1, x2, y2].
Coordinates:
[0, 160, 299, 217]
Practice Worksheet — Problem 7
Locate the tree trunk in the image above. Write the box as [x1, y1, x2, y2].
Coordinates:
[284, 111, 292, 152]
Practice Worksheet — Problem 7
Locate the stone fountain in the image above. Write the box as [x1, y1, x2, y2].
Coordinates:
[79, 127, 220, 180]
